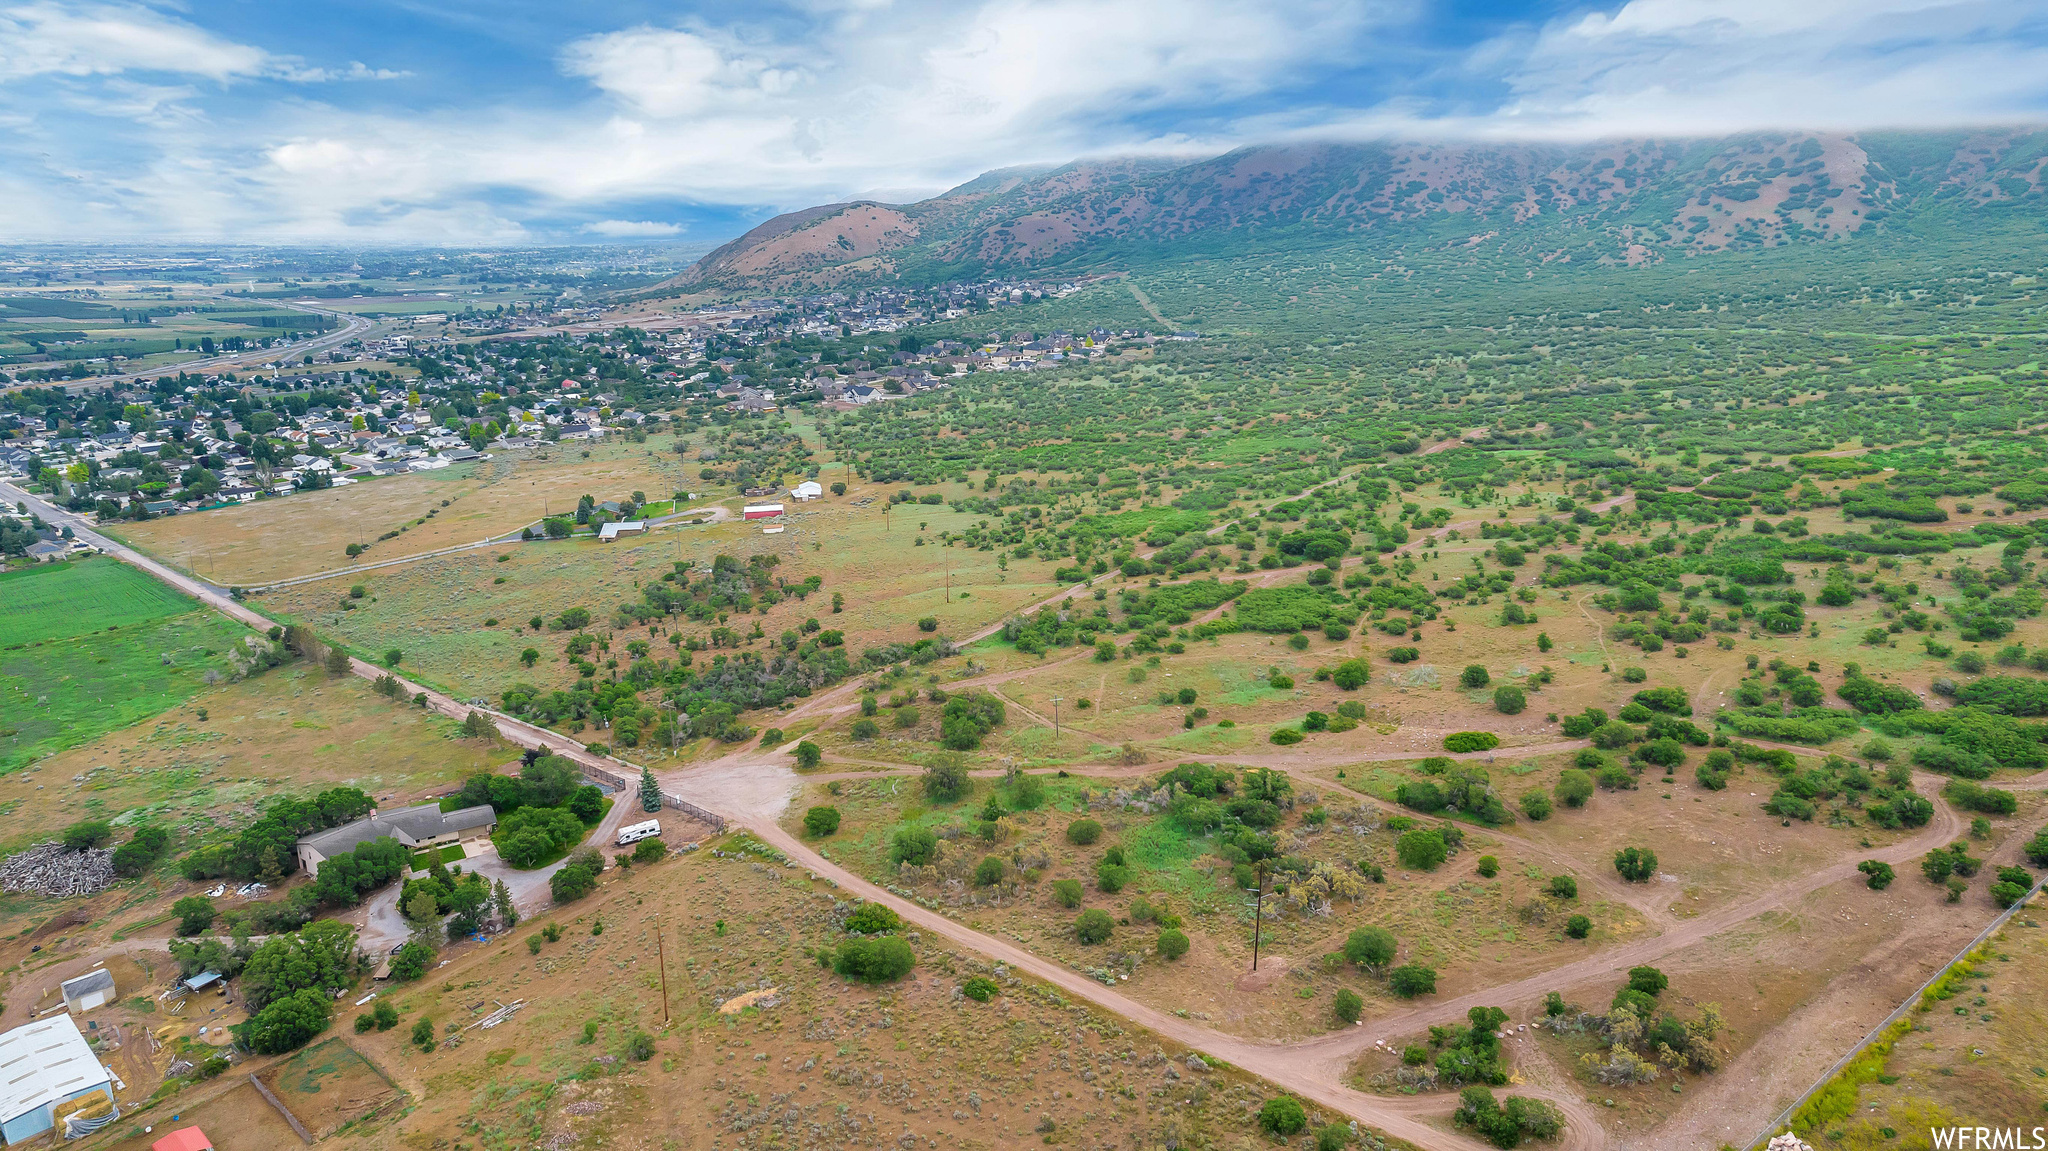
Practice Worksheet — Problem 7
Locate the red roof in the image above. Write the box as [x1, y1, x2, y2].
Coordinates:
[152, 1128, 213, 1151]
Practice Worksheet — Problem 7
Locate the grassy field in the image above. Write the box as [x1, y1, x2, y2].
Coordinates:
[114, 434, 698, 585]
[326, 836, 1308, 1151]
[0, 609, 250, 775]
[0, 558, 194, 647]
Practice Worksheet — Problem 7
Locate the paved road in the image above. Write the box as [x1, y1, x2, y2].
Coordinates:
[0, 297, 376, 396]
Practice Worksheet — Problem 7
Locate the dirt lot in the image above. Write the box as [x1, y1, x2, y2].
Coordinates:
[263, 1036, 403, 1138]
[93, 1080, 305, 1151]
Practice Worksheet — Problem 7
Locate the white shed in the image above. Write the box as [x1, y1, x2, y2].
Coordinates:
[789, 481, 824, 501]
[59, 969, 114, 1015]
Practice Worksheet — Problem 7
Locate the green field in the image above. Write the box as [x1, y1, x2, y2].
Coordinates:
[0, 559, 196, 647]
[0, 609, 249, 773]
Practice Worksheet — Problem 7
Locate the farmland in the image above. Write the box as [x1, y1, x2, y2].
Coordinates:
[0, 557, 194, 647]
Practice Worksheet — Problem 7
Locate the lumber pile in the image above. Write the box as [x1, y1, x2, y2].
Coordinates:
[0, 843, 116, 898]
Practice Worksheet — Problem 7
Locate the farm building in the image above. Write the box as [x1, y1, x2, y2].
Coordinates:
[58, 968, 113, 1014]
[789, 481, 824, 501]
[742, 503, 784, 520]
[0, 1015, 118, 1143]
[151, 1128, 213, 1151]
[597, 520, 646, 541]
[295, 803, 496, 878]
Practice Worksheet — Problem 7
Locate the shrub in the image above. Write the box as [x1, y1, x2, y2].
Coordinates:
[844, 903, 902, 934]
[803, 806, 841, 837]
[1476, 855, 1499, 878]
[1519, 789, 1552, 821]
[172, 895, 216, 936]
[973, 856, 1005, 886]
[1396, 829, 1448, 870]
[1614, 847, 1658, 882]
[1621, 666, 1648, 684]
[1332, 658, 1371, 690]
[1258, 1096, 1308, 1137]
[1565, 914, 1592, 939]
[1443, 731, 1500, 753]
[849, 718, 880, 741]
[1554, 769, 1594, 808]
[1269, 728, 1305, 745]
[1460, 665, 1491, 689]
[1066, 818, 1103, 845]
[1075, 909, 1114, 944]
[1051, 878, 1084, 908]
[1626, 965, 1667, 995]
[411, 1016, 436, 1052]
[834, 937, 916, 982]
[1343, 925, 1397, 969]
[923, 760, 970, 802]
[890, 827, 938, 866]
[1157, 928, 1190, 959]
[962, 976, 1000, 1001]
[1333, 987, 1363, 1024]
[1388, 964, 1437, 998]
[1858, 860, 1895, 890]
[1096, 862, 1130, 892]
[1387, 646, 1420, 663]
[61, 820, 113, 851]
[1549, 875, 1577, 899]
[1493, 686, 1527, 715]
[632, 837, 666, 864]
[1317, 1123, 1352, 1151]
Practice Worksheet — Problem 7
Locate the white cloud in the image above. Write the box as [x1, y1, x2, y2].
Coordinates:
[0, 1, 270, 82]
[586, 219, 684, 236]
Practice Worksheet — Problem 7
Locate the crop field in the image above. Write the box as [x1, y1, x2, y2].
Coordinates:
[0, 558, 194, 647]
[114, 434, 697, 585]
[334, 837, 1307, 1151]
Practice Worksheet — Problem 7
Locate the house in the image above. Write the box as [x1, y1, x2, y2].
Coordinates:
[58, 969, 114, 1015]
[742, 503, 784, 520]
[0, 1015, 118, 1143]
[151, 1128, 213, 1151]
[597, 520, 645, 541]
[789, 481, 824, 501]
[843, 384, 883, 405]
[294, 803, 497, 878]
[24, 541, 67, 563]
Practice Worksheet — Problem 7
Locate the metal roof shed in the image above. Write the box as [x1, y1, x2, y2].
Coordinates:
[0, 1015, 117, 1144]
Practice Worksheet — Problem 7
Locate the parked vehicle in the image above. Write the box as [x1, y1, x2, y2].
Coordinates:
[616, 819, 662, 847]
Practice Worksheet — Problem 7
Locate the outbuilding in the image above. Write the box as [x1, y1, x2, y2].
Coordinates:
[597, 520, 646, 541]
[789, 481, 823, 501]
[742, 503, 784, 520]
[58, 968, 114, 1014]
[0, 1015, 118, 1143]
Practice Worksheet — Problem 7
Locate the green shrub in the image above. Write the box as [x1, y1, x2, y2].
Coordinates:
[803, 806, 841, 837]
[1157, 928, 1190, 959]
[1396, 829, 1447, 870]
[834, 936, 917, 982]
[1549, 875, 1577, 899]
[1343, 925, 1397, 969]
[1258, 1096, 1308, 1136]
[1554, 769, 1594, 808]
[890, 827, 938, 866]
[1614, 846, 1658, 882]
[1476, 855, 1499, 878]
[1460, 665, 1491, 689]
[1333, 988, 1363, 1024]
[973, 856, 1005, 886]
[1051, 878, 1084, 908]
[962, 976, 1000, 1002]
[1492, 686, 1526, 715]
[1388, 964, 1437, 998]
[1565, 915, 1592, 939]
[1065, 818, 1102, 845]
[1075, 909, 1114, 944]
[1858, 860, 1895, 890]
[1443, 731, 1500, 753]
[1519, 789, 1552, 821]
[844, 903, 901, 934]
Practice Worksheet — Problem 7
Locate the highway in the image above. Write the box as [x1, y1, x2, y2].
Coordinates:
[2, 296, 379, 395]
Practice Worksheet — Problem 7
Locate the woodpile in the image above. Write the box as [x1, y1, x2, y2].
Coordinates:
[0, 843, 115, 898]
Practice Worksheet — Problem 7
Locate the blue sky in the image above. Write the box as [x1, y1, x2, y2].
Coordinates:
[2, 0, 2045, 244]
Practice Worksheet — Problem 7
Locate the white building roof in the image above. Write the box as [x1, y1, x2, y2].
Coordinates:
[597, 521, 646, 540]
[790, 481, 823, 499]
[0, 1015, 112, 1124]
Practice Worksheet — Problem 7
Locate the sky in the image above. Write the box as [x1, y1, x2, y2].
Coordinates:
[1, 0, 2045, 245]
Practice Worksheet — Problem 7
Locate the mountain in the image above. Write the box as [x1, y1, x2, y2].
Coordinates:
[665, 129, 2048, 293]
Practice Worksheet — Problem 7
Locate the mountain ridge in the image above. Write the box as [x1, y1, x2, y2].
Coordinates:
[664, 128, 2048, 293]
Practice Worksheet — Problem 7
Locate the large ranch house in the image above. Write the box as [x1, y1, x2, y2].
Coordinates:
[295, 802, 497, 877]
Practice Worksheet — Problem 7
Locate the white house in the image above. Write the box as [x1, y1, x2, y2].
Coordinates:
[295, 803, 496, 878]
[789, 481, 824, 501]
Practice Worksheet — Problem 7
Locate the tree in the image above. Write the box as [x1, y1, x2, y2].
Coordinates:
[1388, 964, 1437, 998]
[61, 820, 113, 850]
[551, 848, 603, 902]
[325, 645, 351, 677]
[384, 648, 403, 667]
[1626, 965, 1668, 996]
[1396, 828, 1448, 870]
[389, 941, 433, 981]
[1344, 925, 1397, 970]
[372, 1000, 399, 1031]
[973, 856, 1005, 886]
[1259, 1096, 1307, 1137]
[1493, 685, 1526, 715]
[1859, 860, 1896, 890]
[111, 825, 170, 876]
[890, 827, 938, 867]
[1334, 987, 1363, 1024]
[173, 895, 216, 936]
[1460, 665, 1491, 689]
[1332, 658, 1371, 690]
[639, 767, 662, 813]
[492, 878, 517, 930]
[1075, 909, 1114, 944]
[1614, 847, 1658, 883]
[412, 1016, 437, 1052]
[240, 920, 357, 1011]
[1565, 914, 1592, 938]
[804, 806, 841, 836]
[794, 741, 823, 769]
[1519, 789, 1552, 821]
[923, 759, 970, 802]
[245, 988, 330, 1055]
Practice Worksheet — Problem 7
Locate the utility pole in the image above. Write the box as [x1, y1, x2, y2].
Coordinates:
[654, 915, 671, 1024]
[1051, 696, 1061, 739]
[1251, 862, 1268, 973]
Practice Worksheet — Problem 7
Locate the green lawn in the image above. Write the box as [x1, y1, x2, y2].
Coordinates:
[0, 558, 196, 648]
